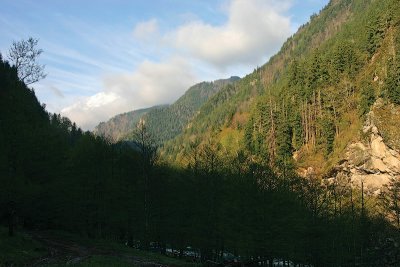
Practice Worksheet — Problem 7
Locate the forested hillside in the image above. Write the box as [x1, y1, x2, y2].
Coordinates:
[95, 76, 239, 144]
[163, 0, 400, 178]
[142, 76, 240, 145]
[0, 54, 140, 237]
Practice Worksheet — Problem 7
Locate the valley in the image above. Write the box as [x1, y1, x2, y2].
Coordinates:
[1, 0, 400, 266]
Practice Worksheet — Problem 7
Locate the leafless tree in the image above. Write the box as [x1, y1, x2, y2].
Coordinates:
[8, 37, 47, 85]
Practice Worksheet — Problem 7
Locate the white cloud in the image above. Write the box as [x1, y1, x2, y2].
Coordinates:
[132, 0, 292, 69]
[86, 92, 119, 109]
[167, 0, 292, 68]
[61, 57, 196, 130]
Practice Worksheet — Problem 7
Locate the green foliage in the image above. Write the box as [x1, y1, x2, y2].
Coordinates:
[385, 56, 400, 105]
[366, 12, 388, 57]
[291, 112, 303, 151]
[360, 81, 376, 115]
[244, 117, 254, 151]
[276, 118, 293, 164]
[320, 115, 335, 156]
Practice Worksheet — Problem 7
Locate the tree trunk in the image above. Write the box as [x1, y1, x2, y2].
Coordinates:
[8, 202, 16, 237]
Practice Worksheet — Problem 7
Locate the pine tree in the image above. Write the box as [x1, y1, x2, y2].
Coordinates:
[360, 81, 375, 115]
[386, 56, 400, 104]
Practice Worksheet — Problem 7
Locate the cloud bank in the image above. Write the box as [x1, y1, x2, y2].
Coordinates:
[170, 0, 291, 68]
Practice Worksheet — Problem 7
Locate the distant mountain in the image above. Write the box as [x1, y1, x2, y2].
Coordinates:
[93, 106, 162, 142]
[94, 76, 240, 143]
[144, 76, 240, 144]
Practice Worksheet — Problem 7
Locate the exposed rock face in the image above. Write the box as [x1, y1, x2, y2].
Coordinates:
[329, 104, 400, 194]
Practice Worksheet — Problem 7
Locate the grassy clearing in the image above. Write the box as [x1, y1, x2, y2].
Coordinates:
[0, 226, 47, 266]
[36, 230, 199, 266]
[0, 227, 199, 267]
[43, 255, 138, 267]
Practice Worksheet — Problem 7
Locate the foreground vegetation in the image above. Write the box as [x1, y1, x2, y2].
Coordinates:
[0, 226, 199, 267]
[0, 226, 45, 265]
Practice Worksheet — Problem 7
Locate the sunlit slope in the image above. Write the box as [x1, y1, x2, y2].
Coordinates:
[163, 0, 400, 177]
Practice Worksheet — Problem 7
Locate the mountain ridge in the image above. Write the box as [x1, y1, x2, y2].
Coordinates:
[94, 76, 240, 143]
[94, 105, 164, 142]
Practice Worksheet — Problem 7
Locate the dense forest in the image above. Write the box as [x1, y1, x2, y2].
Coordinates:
[2, 0, 400, 266]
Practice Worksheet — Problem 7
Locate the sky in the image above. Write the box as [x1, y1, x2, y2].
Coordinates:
[0, 0, 329, 130]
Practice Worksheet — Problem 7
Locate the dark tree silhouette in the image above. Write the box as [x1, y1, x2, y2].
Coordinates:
[7, 37, 47, 85]
[132, 118, 158, 249]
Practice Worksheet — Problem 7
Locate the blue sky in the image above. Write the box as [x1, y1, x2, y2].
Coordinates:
[0, 0, 329, 129]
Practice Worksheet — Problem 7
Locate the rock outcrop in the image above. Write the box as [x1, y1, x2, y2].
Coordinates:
[328, 101, 400, 194]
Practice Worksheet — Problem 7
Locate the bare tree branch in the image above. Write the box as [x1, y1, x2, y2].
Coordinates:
[7, 37, 47, 85]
